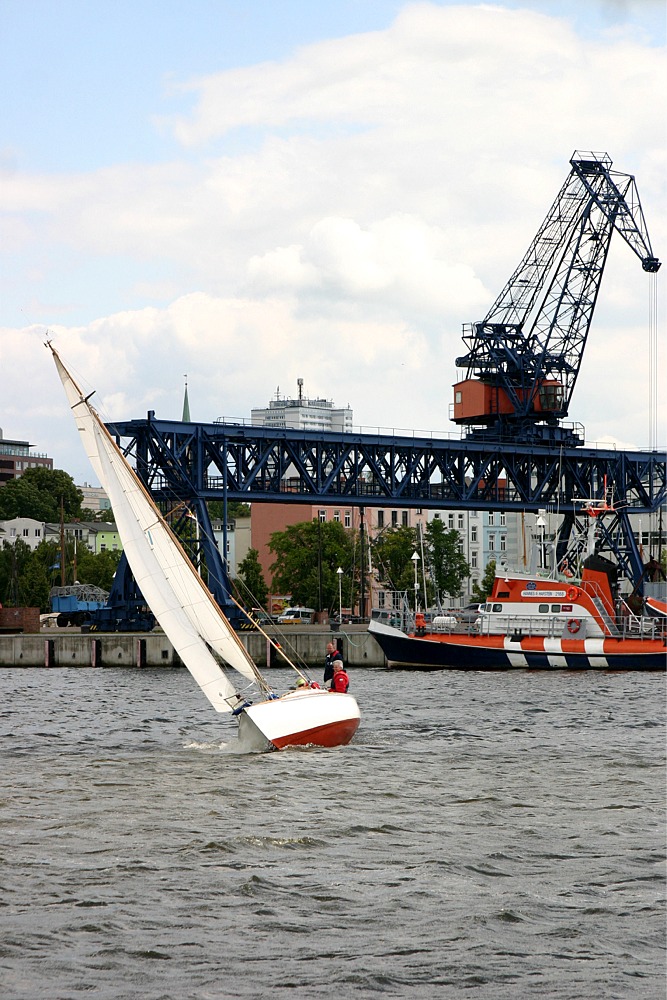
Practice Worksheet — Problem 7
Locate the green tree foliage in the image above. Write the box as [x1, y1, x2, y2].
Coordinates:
[75, 546, 121, 591]
[235, 547, 269, 608]
[425, 518, 470, 599]
[269, 520, 356, 612]
[0, 538, 119, 610]
[371, 525, 418, 592]
[18, 557, 51, 610]
[207, 500, 251, 520]
[372, 522, 471, 604]
[95, 507, 116, 523]
[0, 540, 33, 605]
[472, 560, 497, 602]
[0, 468, 83, 521]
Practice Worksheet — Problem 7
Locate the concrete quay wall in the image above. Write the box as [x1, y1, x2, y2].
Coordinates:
[0, 628, 385, 669]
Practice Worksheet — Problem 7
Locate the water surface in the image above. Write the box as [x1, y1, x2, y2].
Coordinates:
[1, 667, 665, 999]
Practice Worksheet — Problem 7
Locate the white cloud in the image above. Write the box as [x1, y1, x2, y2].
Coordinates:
[1, 1, 665, 485]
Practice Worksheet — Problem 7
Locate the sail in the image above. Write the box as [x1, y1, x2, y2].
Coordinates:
[50, 344, 263, 710]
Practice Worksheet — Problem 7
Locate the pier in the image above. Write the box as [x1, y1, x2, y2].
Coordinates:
[0, 626, 384, 670]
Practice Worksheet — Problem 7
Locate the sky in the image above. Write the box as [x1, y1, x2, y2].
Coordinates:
[1, 0, 665, 487]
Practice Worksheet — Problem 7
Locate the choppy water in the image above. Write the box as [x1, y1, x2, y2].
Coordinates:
[1, 666, 665, 1000]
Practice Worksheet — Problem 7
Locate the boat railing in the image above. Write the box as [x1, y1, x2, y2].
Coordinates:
[429, 611, 667, 643]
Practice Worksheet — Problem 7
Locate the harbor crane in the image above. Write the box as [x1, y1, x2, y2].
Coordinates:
[452, 150, 660, 445]
[106, 152, 663, 626]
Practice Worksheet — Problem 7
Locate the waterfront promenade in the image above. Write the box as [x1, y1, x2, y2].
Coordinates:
[0, 625, 384, 669]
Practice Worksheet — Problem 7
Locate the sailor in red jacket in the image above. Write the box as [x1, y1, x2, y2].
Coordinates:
[330, 660, 350, 693]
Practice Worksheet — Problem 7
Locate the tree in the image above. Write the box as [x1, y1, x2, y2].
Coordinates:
[425, 518, 470, 600]
[371, 526, 418, 592]
[18, 557, 51, 611]
[207, 500, 250, 520]
[75, 546, 122, 591]
[0, 468, 83, 521]
[0, 540, 33, 605]
[269, 520, 356, 611]
[236, 547, 268, 608]
[472, 560, 496, 602]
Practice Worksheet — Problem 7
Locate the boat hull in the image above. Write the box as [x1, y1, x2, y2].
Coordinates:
[240, 689, 361, 750]
[369, 621, 667, 671]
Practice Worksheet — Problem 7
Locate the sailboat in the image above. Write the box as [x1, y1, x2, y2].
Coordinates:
[49, 343, 360, 751]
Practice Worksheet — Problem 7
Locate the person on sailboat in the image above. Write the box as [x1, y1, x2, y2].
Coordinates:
[323, 641, 343, 685]
[329, 660, 350, 694]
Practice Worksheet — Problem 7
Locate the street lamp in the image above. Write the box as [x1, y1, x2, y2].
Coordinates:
[336, 566, 343, 621]
[411, 551, 420, 612]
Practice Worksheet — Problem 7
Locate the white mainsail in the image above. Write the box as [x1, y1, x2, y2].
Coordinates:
[50, 344, 267, 712]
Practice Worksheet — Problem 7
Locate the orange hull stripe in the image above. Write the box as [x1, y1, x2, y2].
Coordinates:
[271, 717, 360, 750]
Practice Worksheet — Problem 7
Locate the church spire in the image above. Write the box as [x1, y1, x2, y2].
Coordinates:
[182, 375, 191, 422]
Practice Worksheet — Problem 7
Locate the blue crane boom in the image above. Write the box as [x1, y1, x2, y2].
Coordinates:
[453, 151, 660, 444]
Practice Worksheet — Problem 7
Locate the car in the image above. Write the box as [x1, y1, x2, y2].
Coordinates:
[457, 603, 483, 623]
[276, 607, 315, 624]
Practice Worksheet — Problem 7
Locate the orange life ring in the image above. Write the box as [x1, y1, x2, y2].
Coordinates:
[567, 618, 581, 634]
[566, 586, 579, 602]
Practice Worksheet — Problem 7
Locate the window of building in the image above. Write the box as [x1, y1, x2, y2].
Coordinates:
[434, 512, 441, 519]
[23, 528, 29, 536]
[458, 513, 464, 529]
[333, 510, 340, 522]
[471, 525, 477, 543]
[378, 591, 386, 608]
[500, 534, 506, 552]
[448, 514, 454, 529]
[489, 535, 495, 551]
[402, 510, 408, 527]
[391, 510, 398, 527]
[488, 512, 495, 526]
[471, 551, 478, 568]
[500, 512, 506, 526]
[377, 510, 385, 529]
[344, 511, 351, 528]
[35, 528, 41, 537]
[318, 510, 326, 522]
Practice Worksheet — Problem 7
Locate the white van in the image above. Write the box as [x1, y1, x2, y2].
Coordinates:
[277, 607, 315, 624]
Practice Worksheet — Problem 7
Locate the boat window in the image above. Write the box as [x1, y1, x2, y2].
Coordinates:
[538, 604, 549, 613]
[492, 603, 502, 613]
[551, 605, 561, 613]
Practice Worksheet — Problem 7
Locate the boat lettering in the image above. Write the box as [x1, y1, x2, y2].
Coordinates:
[520, 590, 567, 599]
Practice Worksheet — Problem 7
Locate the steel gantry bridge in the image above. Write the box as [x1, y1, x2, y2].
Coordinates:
[104, 151, 664, 622]
[108, 413, 667, 613]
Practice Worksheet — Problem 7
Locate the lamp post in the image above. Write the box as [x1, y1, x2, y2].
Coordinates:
[411, 551, 420, 612]
[336, 566, 343, 621]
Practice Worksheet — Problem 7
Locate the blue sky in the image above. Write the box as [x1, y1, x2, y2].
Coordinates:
[1, 0, 665, 483]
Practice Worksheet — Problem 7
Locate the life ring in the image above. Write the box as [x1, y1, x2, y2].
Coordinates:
[567, 618, 581, 634]
[566, 586, 579, 602]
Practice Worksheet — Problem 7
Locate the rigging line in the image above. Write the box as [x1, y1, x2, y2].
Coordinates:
[648, 271, 659, 451]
